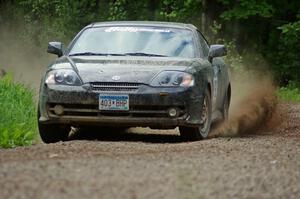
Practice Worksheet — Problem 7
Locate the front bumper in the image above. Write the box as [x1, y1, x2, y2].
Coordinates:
[39, 83, 205, 128]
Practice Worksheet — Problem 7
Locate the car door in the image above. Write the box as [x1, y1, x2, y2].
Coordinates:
[197, 31, 223, 112]
[212, 57, 226, 110]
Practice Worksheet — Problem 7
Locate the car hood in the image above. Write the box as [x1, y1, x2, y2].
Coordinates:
[52, 56, 199, 84]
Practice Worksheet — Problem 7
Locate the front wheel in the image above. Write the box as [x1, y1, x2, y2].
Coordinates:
[38, 122, 70, 143]
[38, 110, 70, 143]
[179, 88, 212, 141]
[222, 91, 230, 122]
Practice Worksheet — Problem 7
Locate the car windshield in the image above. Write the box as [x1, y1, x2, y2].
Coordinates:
[69, 26, 195, 58]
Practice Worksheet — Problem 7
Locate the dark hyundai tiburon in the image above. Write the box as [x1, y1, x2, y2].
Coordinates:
[38, 21, 231, 143]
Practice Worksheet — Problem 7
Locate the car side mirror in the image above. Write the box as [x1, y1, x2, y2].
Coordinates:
[208, 45, 227, 62]
[47, 42, 63, 57]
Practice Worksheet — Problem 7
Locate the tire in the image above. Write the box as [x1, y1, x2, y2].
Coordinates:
[222, 91, 230, 122]
[38, 110, 70, 143]
[179, 88, 212, 141]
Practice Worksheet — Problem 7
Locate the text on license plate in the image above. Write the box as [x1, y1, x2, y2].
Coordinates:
[99, 95, 129, 111]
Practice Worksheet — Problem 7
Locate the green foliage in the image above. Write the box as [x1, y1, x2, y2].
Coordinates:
[17, 0, 111, 44]
[159, 0, 202, 21]
[278, 84, 300, 102]
[108, 0, 128, 20]
[273, 20, 300, 85]
[218, 0, 274, 20]
[0, 75, 37, 148]
[208, 21, 244, 73]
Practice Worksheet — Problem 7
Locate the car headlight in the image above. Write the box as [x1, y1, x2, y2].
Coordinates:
[45, 69, 82, 86]
[150, 71, 194, 87]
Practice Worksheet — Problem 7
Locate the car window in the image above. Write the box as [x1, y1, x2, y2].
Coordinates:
[197, 31, 209, 58]
[69, 26, 196, 58]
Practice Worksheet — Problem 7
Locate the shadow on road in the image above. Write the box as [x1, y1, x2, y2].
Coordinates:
[69, 127, 185, 144]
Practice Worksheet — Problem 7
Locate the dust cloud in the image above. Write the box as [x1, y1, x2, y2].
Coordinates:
[0, 21, 53, 91]
[211, 71, 280, 137]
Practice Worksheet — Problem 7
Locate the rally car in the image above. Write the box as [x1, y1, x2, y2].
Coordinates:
[38, 21, 230, 143]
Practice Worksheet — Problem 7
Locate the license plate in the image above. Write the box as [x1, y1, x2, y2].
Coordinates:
[99, 94, 129, 111]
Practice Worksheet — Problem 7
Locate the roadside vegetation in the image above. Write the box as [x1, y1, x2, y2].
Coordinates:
[278, 84, 300, 103]
[0, 75, 37, 148]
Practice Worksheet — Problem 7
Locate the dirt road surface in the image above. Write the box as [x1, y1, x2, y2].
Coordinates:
[0, 103, 299, 199]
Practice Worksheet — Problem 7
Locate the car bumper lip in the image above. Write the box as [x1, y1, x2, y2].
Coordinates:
[39, 114, 192, 127]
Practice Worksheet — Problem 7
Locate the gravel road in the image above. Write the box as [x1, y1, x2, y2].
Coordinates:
[0, 103, 299, 199]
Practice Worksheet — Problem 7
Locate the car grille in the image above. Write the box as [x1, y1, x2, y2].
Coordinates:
[90, 82, 141, 92]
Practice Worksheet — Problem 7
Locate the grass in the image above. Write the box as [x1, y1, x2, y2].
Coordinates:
[277, 84, 300, 102]
[0, 75, 37, 148]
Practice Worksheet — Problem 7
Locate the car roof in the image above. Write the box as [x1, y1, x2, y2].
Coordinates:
[89, 21, 198, 31]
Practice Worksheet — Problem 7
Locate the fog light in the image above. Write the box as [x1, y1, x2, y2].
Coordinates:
[168, 108, 178, 117]
[54, 105, 64, 116]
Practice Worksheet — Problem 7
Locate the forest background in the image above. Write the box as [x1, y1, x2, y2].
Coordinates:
[0, 0, 299, 86]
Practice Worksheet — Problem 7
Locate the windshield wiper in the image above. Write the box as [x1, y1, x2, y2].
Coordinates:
[69, 52, 168, 57]
[69, 52, 124, 56]
[124, 52, 168, 57]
